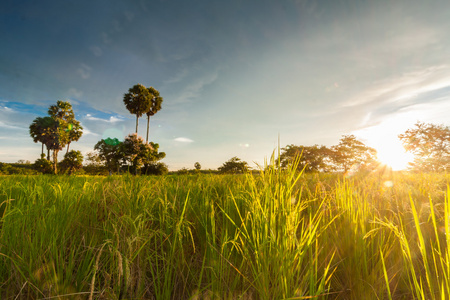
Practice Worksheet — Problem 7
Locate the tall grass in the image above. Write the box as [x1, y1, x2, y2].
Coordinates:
[1, 170, 450, 299]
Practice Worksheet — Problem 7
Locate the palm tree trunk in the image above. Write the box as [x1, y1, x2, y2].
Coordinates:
[52, 149, 59, 174]
[146, 115, 150, 143]
[135, 116, 139, 134]
[66, 142, 71, 154]
[41, 143, 44, 156]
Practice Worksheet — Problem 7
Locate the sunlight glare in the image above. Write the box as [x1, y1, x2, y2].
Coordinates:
[354, 117, 415, 170]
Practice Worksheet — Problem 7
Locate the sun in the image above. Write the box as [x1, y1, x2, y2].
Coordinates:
[354, 119, 415, 171]
[374, 139, 414, 170]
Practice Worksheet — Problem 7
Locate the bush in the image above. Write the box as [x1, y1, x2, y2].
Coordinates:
[33, 155, 54, 174]
[142, 162, 169, 175]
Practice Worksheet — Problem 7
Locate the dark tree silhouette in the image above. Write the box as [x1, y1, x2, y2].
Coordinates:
[123, 84, 153, 135]
[330, 135, 377, 172]
[29, 116, 54, 159]
[280, 144, 333, 172]
[145, 87, 163, 143]
[218, 157, 249, 174]
[399, 122, 450, 172]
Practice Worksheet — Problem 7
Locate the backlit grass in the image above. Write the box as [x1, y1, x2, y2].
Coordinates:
[1, 168, 450, 299]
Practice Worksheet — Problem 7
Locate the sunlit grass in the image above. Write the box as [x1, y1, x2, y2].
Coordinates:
[1, 170, 450, 298]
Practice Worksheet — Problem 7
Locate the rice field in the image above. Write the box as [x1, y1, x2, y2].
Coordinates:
[1, 164, 450, 299]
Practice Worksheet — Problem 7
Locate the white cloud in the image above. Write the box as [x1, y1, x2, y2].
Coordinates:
[174, 137, 194, 143]
[80, 126, 100, 136]
[84, 114, 124, 123]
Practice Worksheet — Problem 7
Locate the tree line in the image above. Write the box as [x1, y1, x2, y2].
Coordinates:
[21, 84, 450, 176]
[28, 83, 166, 175]
[273, 122, 450, 174]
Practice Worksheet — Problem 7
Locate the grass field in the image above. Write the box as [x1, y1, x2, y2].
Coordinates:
[1, 165, 450, 299]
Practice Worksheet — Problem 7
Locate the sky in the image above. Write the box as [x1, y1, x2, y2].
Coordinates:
[2, 0, 450, 170]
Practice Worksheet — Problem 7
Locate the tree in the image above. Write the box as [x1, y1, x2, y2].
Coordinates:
[48, 100, 83, 154]
[123, 84, 153, 135]
[399, 122, 450, 172]
[280, 144, 333, 172]
[29, 116, 55, 159]
[142, 162, 169, 175]
[330, 135, 377, 173]
[84, 151, 108, 175]
[218, 157, 249, 174]
[120, 133, 166, 174]
[330, 135, 377, 172]
[46, 101, 75, 173]
[94, 137, 123, 175]
[194, 162, 201, 170]
[30, 100, 83, 174]
[60, 150, 83, 175]
[65, 119, 83, 154]
[145, 87, 163, 143]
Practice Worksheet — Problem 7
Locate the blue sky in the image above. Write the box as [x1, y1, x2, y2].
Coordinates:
[2, 0, 450, 170]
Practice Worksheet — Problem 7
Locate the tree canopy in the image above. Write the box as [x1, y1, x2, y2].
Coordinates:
[29, 100, 83, 174]
[218, 157, 249, 174]
[278, 135, 377, 174]
[399, 122, 450, 172]
[330, 135, 377, 172]
[280, 144, 332, 172]
[123, 84, 153, 135]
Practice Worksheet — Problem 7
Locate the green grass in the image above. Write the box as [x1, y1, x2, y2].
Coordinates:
[1, 169, 450, 299]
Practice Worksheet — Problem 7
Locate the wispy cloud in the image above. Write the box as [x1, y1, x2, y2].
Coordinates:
[89, 46, 103, 57]
[170, 70, 219, 105]
[174, 137, 194, 143]
[343, 65, 450, 107]
[84, 114, 124, 123]
[67, 88, 83, 99]
[0, 121, 25, 130]
[77, 63, 92, 79]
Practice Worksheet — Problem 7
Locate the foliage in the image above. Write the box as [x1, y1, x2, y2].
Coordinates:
[29, 100, 83, 174]
[0, 162, 38, 175]
[194, 162, 201, 170]
[145, 86, 163, 143]
[120, 133, 166, 174]
[280, 144, 333, 172]
[94, 138, 123, 175]
[279, 136, 377, 174]
[399, 122, 450, 172]
[59, 150, 84, 175]
[218, 156, 249, 173]
[83, 152, 108, 175]
[123, 84, 154, 134]
[330, 134, 377, 172]
[141, 162, 169, 175]
[29, 116, 55, 159]
[33, 153, 54, 174]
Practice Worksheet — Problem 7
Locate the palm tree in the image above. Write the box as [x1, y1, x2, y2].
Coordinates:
[145, 87, 163, 143]
[29, 116, 54, 159]
[47, 101, 83, 173]
[65, 119, 83, 154]
[123, 84, 152, 135]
